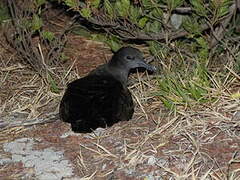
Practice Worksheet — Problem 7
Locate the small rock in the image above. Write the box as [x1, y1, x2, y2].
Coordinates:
[171, 14, 183, 29]
[60, 130, 77, 138]
[3, 138, 75, 180]
[232, 111, 240, 121]
[102, 163, 107, 170]
[147, 156, 156, 166]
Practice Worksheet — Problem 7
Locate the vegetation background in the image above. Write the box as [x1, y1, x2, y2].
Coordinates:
[1, 0, 240, 110]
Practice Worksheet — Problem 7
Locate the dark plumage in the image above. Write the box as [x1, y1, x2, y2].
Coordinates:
[60, 47, 156, 133]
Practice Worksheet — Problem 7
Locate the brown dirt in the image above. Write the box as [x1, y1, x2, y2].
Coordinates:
[64, 35, 112, 76]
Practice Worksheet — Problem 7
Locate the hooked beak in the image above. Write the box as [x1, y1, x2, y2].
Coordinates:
[135, 59, 157, 72]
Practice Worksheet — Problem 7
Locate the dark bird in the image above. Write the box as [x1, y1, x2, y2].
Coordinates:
[59, 47, 156, 133]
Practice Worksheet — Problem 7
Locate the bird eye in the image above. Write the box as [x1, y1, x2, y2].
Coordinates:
[126, 56, 134, 60]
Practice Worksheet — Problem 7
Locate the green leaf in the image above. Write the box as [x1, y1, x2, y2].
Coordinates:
[212, 0, 231, 18]
[106, 37, 122, 52]
[138, 17, 148, 28]
[142, 0, 153, 8]
[189, 83, 207, 101]
[115, 0, 130, 17]
[35, 0, 46, 6]
[196, 37, 209, 62]
[91, 34, 106, 42]
[148, 41, 162, 56]
[60, 53, 69, 62]
[64, 0, 78, 8]
[150, 8, 163, 18]
[182, 16, 201, 35]
[90, 0, 101, 9]
[104, 0, 114, 18]
[168, 0, 184, 10]
[121, 0, 130, 13]
[196, 37, 208, 48]
[0, 2, 10, 24]
[107, 40, 121, 52]
[31, 14, 43, 31]
[42, 31, 55, 41]
[235, 54, 240, 72]
[149, 20, 161, 33]
[80, 7, 91, 18]
[160, 97, 175, 110]
[72, 27, 91, 38]
[115, 2, 122, 16]
[129, 5, 141, 23]
[218, 6, 229, 17]
[48, 74, 60, 94]
[190, 0, 207, 16]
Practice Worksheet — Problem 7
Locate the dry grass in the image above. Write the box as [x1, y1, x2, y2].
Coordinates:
[1, 47, 240, 179]
[1, 45, 240, 179]
[0, 32, 80, 126]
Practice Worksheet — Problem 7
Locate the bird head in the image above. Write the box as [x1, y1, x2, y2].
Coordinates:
[107, 47, 156, 85]
[109, 47, 156, 72]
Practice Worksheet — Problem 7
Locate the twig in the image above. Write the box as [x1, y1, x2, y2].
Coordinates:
[236, 0, 240, 10]
[0, 113, 60, 129]
[6, 0, 69, 80]
[79, 11, 211, 42]
[210, 3, 236, 47]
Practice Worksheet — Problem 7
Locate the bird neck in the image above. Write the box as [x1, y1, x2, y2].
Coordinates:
[106, 63, 129, 86]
